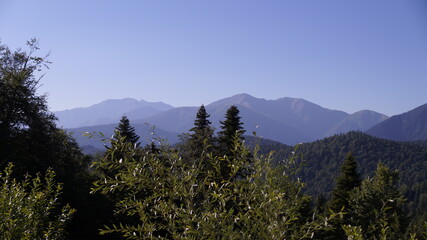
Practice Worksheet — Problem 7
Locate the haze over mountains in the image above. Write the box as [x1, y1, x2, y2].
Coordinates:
[55, 98, 174, 128]
[54, 93, 427, 148]
[367, 103, 427, 141]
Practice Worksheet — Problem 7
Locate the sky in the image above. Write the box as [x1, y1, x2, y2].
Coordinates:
[1, 0, 426, 116]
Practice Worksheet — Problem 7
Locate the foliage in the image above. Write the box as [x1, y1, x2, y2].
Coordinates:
[0, 38, 54, 168]
[0, 38, 89, 181]
[178, 105, 215, 167]
[324, 152, 361, 239]
[115, 115, 140, 145]
[0, 163, 74, 239]
[2, 40, 426, 239]
[329, 152, 361, 213]
[349, 162, 407, 240]
[270, 131, 427, 217]
[0, 40, 97, 239]
[218, 105, 245, 156]
[92, 134, 338, 239]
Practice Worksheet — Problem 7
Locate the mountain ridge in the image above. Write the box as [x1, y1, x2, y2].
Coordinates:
[366, 103, 427, 141]
[55, 98, 174, 128]
[60, 93, 394, 145]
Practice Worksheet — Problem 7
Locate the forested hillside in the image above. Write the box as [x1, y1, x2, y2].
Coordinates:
[268, 131, 427, 216]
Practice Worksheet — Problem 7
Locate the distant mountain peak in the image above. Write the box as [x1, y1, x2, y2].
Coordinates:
[54, 98, 174, 128]
[367, 103, 427, 141]
[221, 93, 259, 103]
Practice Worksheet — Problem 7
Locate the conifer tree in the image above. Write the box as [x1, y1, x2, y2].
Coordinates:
[191, 105, 212, 132]
[189, 105, 214, 153]
[216, 105, 248, 181]
[328, 152, 361, 239]
[178, 105, 215, 175]
[218, 105, 245, 155]
[114, 115, 140, 145]
[329, 152, 361, 213]
[103, 115, 141, 177]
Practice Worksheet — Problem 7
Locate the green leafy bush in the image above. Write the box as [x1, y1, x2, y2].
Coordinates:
[0, 163, 74, 239]
[92, 134, 338, 239]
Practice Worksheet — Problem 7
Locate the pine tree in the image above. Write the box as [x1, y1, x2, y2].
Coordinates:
[218, 105, 245, 156]
[114, 115, 140, 145]
[328, 152, 361, 239]
[191, 105, 212, 133]
[329, 152, 361, 213]
[216, 105, 249, 181]
[178, 105, 215, 176]
[189, 105, 214, 154]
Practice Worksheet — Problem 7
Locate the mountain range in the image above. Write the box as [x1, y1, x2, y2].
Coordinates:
[54, 93, 427, 148]
[55, 98, 174, 128]
[367, 103, 427, 141]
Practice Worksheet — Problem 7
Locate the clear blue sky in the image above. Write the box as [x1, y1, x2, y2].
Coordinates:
[1, 0, 426, 116]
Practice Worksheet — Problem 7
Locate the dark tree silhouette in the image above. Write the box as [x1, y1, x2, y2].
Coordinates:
[115, 115, 140, 145]
[218, 105, 245, 156]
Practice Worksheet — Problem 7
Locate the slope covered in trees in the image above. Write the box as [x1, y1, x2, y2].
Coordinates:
[270, 131, 427, 217]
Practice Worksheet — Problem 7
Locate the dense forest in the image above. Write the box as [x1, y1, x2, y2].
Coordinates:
[1, 41, 427, 239]
[257, 132, 427, 217]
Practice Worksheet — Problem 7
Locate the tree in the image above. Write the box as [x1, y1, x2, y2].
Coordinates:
[0, 163, 74, 239]
[217, 105, 248, 180]
[114, 115, 140, 145]
[329, 152, 361, 213]
[328, 152, 361, 239]
[218, 105, 245, 156]
[0, 40, 96, 239]
[0, 39, 89, 178]
[179, 105, 215, 166]
[103, 116, 142, 177]
[349, 162, 407, 240]
[0, 39, 55, 170]
[190, 105, 214, 143]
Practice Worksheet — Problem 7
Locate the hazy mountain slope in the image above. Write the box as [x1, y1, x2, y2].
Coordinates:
[58, 93, 399, 145]
[367, 103, 427, 141]
[132, 93, 390, 145]
[326, 110, 388, 136]
[133, 95, 311, 144]
[55, 98, 174, 128]
[220, 105, 311, 144]
[135, 107, 199, 133]
[67, 123, 179, 150]
[207, 93, 348, 139]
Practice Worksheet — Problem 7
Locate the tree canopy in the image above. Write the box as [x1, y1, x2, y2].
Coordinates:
[115, 115, 140, 145]
[218, 105, 245, 155]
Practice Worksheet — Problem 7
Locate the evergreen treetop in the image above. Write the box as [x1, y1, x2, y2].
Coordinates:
[189, 105, 214, 148]
[190, 105, 212, 133]
[329, 152, 361, 213]
[218, 105, 245, 154]
[115, 115, 140, 145]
